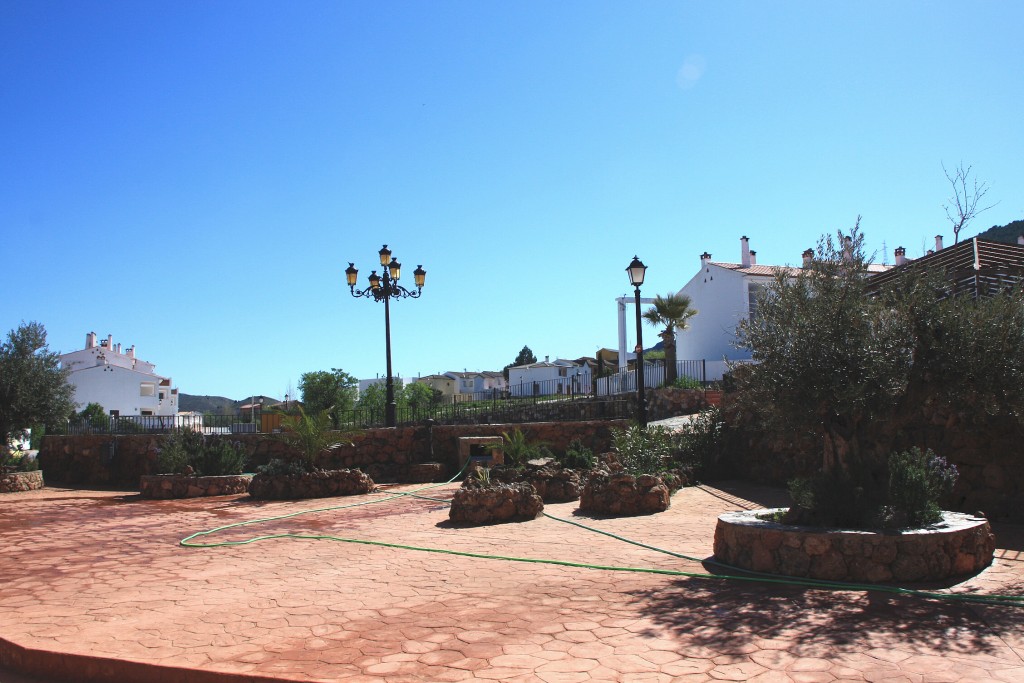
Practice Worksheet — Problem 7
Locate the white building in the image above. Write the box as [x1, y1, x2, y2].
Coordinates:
[673, 236, 889, 381]
[507, 357, 592, 397]
[60, 332, 178, 417]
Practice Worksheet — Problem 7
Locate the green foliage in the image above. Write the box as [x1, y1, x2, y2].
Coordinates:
[298, 368, 358, 428]
[358, 381, 442, 417]
[557, 438, 595, 470]
[885, 448, 957, 528]
[504, 345, 538, 379]
[498, 428, 552, 467]
[975, 218, 1024, 245]
[0, 322, 75, 458]
[739, 219, 1024, 525]
[156, 429, 246, 476]
[77, 403, 110, 432]
[193, 439, 247, 477]
[671, 407, 726, 473]
[473, 467, 491, 486]
[642, 293, 698, 336]
[276, 405, 354, 471]
[257, 458, 310, 477]
[786, 448, 958, 529]
[611, 424, 673, 476]
[0, 449, 39, 474]
[669, 376, 702, 390]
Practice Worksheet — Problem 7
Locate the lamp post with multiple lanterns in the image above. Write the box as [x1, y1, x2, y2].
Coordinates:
[626, 256, 648, 427]
[346, 245, 426, 428]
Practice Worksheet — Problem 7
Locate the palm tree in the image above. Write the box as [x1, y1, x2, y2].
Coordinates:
[642, 293, 698, 385]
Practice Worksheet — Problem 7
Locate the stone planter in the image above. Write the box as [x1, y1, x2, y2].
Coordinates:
[579, 472, 670, 516]
[713, 509, 996, 583]
[0, 470, 44, 493]
[248, 468, 375, 500]
[490, 465, 584, 503]
[139, 474, 253, 499]
[449, 483, 543, 525]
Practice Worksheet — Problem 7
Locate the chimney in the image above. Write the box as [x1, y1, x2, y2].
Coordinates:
[748, 250, 757, 266]
[115, 343, 122, 355]
[935, 235, 944, 251]
[1017, 235, 1024, 246]
[802, 249, 814, 268]
[106, 334, 113, 349]
[740, 236, 751, 267]
[843, 236, 853, 262]
[544, 355, 549, 363]
[127, 346, 135, 359]
[895, 246, 907, 266]
[700, 251, 712, 268]
[86, 331, 97, 349]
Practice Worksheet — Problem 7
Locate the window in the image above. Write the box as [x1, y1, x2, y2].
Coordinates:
[140, 383, 155, 397]
[748, 282, 769, 321]
[158, 391, 165, 400]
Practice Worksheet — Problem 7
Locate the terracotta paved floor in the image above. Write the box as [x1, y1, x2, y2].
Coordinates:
[1, 481, 1022, 683]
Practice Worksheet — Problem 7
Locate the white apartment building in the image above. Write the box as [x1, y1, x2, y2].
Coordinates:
[60, 332, 178, 417]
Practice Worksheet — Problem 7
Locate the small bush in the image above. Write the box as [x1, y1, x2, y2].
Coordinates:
[0, 450, 39, 474]
[785, 467, 882, 528]
[612, 424, 673, 475]
[669, 376, 703, 390]
[557, 438, 595, 470]
[885, 447, 957, 528]
[156, 430, 246, 476]
[257, 458, 311, 477]
[670, 407, 725, 473]
[194, 439, 247, 476]
[499, 429, 553, 467]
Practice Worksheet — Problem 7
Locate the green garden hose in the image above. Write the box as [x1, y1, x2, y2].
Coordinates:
[180, 472, 1023, 608]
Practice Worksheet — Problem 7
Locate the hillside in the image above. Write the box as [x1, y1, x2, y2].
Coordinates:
[178, 394, 278, 414]
[975, 219, 1024, 245]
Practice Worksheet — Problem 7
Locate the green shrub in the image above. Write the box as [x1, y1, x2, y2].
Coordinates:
[669, 376, 703, 390]
[156, 430, 246, 476]
[193, 439, 247, 476]
[885, 447, 957, 528]
[498, 429, 552, 467]
[275, 405, 354, 471]
[257, 458, 310, 477]
[557, 438, 595, 470]
[0, 449, 38, 474]
[670, 407, 725, 473]
[611, 424, 673, 475]
[786, 467, 883, 528]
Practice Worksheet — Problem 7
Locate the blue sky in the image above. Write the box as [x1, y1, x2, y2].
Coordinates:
[3, 1, 1022, 401]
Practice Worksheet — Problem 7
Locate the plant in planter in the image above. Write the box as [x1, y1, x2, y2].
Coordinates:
[143, 429, 250, 498]
[713, 224, 1004, 581]
[579, 425, 681, 516]
[450, 467, 543, 525]
[249, 406, 372, 500]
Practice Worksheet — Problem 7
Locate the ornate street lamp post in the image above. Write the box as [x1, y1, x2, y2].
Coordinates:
[346, 245, 426, 427]
[626, 256, 648, 427]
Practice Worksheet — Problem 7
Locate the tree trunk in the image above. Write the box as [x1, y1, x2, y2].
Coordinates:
[662, 330, 677, 385]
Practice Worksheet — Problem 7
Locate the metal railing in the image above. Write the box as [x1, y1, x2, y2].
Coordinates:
[596, 359, 707, 396]
[64, 397, 633, 435]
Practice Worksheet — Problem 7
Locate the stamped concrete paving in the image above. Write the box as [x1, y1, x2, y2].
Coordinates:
[1, 481, 1022, 682]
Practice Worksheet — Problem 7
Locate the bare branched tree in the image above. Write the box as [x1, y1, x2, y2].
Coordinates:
[943, 162, 997, 244]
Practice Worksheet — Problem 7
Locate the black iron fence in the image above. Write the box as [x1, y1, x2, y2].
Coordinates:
[596, 359, 708, 396]
[64, 397, 633, 435]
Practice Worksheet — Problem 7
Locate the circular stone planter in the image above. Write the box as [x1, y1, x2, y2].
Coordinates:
[0, 470, 44, 493]
[713, 508, 996, 583]
[139, 474, 253, 499]
[248, 468, 375, 500]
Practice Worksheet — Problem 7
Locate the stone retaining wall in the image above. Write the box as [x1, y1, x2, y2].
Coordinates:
[39, 420, 629, 486]
[248, 469, 375, 500]
[0, 471, 44, 493]
[713, 509, 995, 583]
[139, 474, 253, 499]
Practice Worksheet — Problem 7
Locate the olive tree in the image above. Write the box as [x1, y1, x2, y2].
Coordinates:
[0, 322, 75, 456]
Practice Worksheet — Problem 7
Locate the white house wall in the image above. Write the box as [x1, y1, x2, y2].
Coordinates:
[674, 265, 759, 380]
[68, 365, 178, 416]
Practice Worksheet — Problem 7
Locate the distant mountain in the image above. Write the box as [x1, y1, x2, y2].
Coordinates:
[178, 394, 279, 414]
[975, 219, 1024, 245]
